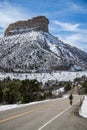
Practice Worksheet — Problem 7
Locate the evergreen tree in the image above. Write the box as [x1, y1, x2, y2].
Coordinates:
[3, 80, 22, 104]
[64, 81, 71, 92]
[83, 81, 87, 93]
[0, 81, 3, 102]
[20, 79, 42, 103]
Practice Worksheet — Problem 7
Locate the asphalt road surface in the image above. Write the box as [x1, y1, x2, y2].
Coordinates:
[0, 95, 87, 130]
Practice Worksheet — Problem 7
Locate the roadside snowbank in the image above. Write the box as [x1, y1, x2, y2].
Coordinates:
[79, 96, 87, 118]
[0, 95, 68, 112]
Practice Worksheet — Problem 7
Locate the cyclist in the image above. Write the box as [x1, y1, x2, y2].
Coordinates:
[69, 93, 73, 105]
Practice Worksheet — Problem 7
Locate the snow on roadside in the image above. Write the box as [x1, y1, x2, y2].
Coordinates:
[0, 96, 68, 112]
[0, 104, 18, 111]
[79, 96, 87, 118]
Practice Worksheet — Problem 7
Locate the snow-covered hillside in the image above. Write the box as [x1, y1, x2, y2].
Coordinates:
[0, 71, 87, 83]
[0, 31, 87, 72]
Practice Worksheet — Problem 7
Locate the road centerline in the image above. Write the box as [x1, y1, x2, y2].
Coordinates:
[0, 101, 60, 123]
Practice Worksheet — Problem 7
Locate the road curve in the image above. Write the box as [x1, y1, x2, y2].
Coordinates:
[0, 95, 87, 130]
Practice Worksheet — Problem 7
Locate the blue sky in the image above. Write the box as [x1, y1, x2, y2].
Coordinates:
[0, 0, 87, 52]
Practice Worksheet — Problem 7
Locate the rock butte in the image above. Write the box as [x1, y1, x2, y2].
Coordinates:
[5, 16, 49, 36]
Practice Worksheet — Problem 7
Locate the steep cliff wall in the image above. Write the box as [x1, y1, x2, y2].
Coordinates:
[5, 16, 49, 36]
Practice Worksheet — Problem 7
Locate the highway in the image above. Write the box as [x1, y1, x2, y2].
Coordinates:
[0, 96, 87, 130]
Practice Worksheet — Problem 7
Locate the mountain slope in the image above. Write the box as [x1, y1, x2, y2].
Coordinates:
[0, 31, 87, 72]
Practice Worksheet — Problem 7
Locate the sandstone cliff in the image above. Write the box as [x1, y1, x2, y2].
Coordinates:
[5, 16, 49, 36]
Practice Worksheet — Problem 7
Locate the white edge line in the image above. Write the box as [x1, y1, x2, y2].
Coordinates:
[38, 101, 79, 130]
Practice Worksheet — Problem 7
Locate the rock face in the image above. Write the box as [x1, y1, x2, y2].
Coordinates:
[5, 16, 49, 36]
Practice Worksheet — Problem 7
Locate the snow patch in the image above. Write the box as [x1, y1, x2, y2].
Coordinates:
[52, 87, 64, 96]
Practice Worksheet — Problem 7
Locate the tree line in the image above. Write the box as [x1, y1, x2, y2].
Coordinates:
[0, 77, 44, 104]
[0, 77, 58, 104]
[0, 75, 87, 104]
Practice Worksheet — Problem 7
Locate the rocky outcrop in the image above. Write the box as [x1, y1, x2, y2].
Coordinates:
[5, 16, 49, 36]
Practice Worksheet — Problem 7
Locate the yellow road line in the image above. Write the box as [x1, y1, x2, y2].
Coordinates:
[0, 103, 55, 123]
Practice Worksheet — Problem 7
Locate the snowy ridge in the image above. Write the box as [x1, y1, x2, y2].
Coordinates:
[0, 31, 87, 72]
[0, 71, 87, 83]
